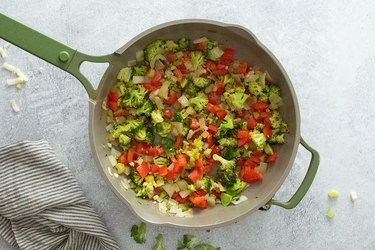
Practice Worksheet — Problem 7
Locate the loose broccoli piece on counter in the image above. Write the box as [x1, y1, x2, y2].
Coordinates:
[189, 92, 208, 111]
[151, 109, 164, 124]
[250, 129, 267, 151]
[213, 154, 237, 188]
[152, 234, 166, 250]
[135, 100, 153, 116]
[192, 77, 212, 89]
[191, 51, 205, 69]
[155, 122, 172, 137]
[122, 85, 148, 108]
[223, 92, 249, 111]
[177, 234, 199, 250]
[144, 39, 165, 62]
[194, 244, 220, 250]
[130, 222, 146, 244]
[117, 67, 132, 82]
[133, 65, 148, 76]
[177, 37, 190, 51]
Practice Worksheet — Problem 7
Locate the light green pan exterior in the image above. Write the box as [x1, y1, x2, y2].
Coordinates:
[0, 14, 319, 229]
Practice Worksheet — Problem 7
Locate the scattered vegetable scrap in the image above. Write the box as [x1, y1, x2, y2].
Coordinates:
[350, 191, 357, 203]
[177, 234, 220, 250]
[130, 222, 146, 244]
[152, 234, 166, 250]
[326, 208, 335, 218]
[10, 99, 20, 113]
[327, 189, 339, 199]
[2, 62, 28, 89]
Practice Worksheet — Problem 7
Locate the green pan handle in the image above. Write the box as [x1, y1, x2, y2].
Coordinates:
[0, 13, 113, 100]
[262, 137, 320, 210]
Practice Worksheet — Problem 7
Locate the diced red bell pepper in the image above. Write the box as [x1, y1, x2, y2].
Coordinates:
[263, 125, 272, 138]
[215, 110, 228, 120]
[207, 93, 218, 105]
[190, 118, 200, 130]
[237, 129, 250, 147]
[107, 101, 118, 112]
[247, 117, 258, 130]
[127, 148, 137, 163]
[212, 81, 225, 95]
[147, 147, 159, 157]
[239, 166, 263, 183]
[206, 134, 214, 147]
[188, 168, 201, 183]
[151, 164, 160, 173]
[188, 194, 208, 209]
[163, 109, 173, 119]
[234, 62, 248, 74]
[136, 162, 149, 178]
[251, 101, 269, 111]
[266, 152, 277, 163]
[195, 154, 204, 169]
[206, 103, 220, 113]
[173, 69, 183, 83]
[166, 169, 175, 180]
[158, 166, 168, 177]
[220, 48, 235, 65]
[172, 192, 188, 203]
[117, 152, 128, 165]
[207, 125, 218, 134]
[174, 136, 182, 150]
[195, 42, 205, 51]
[165, 91, 178, 105]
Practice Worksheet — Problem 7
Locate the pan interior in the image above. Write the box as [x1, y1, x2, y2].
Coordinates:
[89, 20, 300, 229]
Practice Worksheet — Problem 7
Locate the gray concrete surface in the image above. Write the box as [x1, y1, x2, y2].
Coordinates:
[1, 1, 375, 249]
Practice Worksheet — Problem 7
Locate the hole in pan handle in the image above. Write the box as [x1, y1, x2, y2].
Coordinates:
[0, 12, 113, 100]
[261, 137, 320, 211]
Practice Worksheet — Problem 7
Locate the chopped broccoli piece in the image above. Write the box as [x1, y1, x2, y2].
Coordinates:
[151, 109, 164, 124]
[192, 77, 212, 89]
[119, 134, 131, 147]
[177, 234, 199, 250]
[152, 234, 166, 250]
[136, 100, 153, 116]
[129, 169, 143, 186]
[186, 137, 204, 164]
[216, 115, 234, 137]
[269, 110, 283, 129]
[223, 74, 234, 85]
[223, 92, 249, 110]
[110, 118, 144, 138]
[180, 78, 189, 89]
[197, 175, 215, 193]
[328, 189, 339, 199]
[268, 85, 281, 96]
[218, 138, 237, 147]
[326, 208, 335, 218]
[122, 85, 148, 108]
[213, 154, 237, 188]
[220, 192, 232, 206]
[135, 127, 149, 142]
[173, 111, 183, 122]
[144, 40, 165, 62]
[248, 81, 265, 96]
[191, 51, 205, 69]
[133, 65, 148, 76]
[130, 222, 146, 244]
[165, 40, 179, 52]
[207, 46, 224, 61]
[226, 178, 247, 196]
[250, 129, 267, 151]
[178, 38, 190, 51]
[254, 123, 265, 132]
[117, 67, 132, 82]
[185, 83, 197, 96]
[221, 146, 241, 160]
[189, 92, 208, 111]
[268, 130, 285, 144]
[155, 122, 172, 137]
[161, 137, 174, 152]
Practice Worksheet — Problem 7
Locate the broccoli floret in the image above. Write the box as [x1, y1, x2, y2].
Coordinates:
[197, 175, 216, 193]
[129, 169, 143, 187]
[186, 137, 204, 164]
[151, 109, 164, 124]
[268, 85, 281, 96]
[177, 234, 199, 250]
[177, 38, 190, 51]
[255, 123, 265, 131]
[173, 111, 183, 122]
[216, 115, 234, 137]
[191, 51, 205, 69]
[189, 92, 208, 111]
[223, 92, 249, 110]
[152, 234, 166, 250]
[225, 178, 247, 196]
[250, 129, 267, 151]
[117, 67, 132, 82]
[218, 138, 237, 147]
[268, 130, 285, 144]
[133, 65, 148, 76]
[130, 222, 146, 244]
[217, 169, 237, 188]
[192, 77, 212, 89]
[122, 85, 148, 108]
[194, 244, 220, 250]
[165, 40, 179, 52]
[223, 74, 234, 85]
[144, 40, 165, 62]
[161, 137, 174, 152]
[185, 83, 197, 97]
[136, 100, 153, 116]
[135, 180, 155, 198]
[119, 134, 131, 147]
[269, 110, 282, 129]
[221, 146, 241, 160]
[155, 122, 172, 137]
[213, 154, 235, 170]
[110, 118, 144, 138]
[135, 127, 148, 142]
[180, 78, 189, 89]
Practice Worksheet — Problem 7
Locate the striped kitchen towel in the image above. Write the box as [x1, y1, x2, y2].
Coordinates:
[0, 140, 119, 250]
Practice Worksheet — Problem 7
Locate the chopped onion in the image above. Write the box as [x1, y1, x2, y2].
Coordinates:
[176, 179, 188, 190]
[232, 195, 248, 205]
[198, 117, 206, 128]
[154, 96, 164, 110]
[171, 122, 183, 135]
[209, 47, 224, 60]
[178, 95, 189, 107]
[201, 131, 209, 138]
[265, 71, 273, 82]
[0, 47, 6, 58]
[149, 89, 159, 101]
[132, 75, 145, 84]
[110, 147, 121, 157]
[2, 62, 17, 72]
[150, 54, 166, 69]
[10, 99, 20, 113]
[107, 155, 117, 167]
[193, 37, 209, 44]
[350, 191, 357, 202]
[105, 124, 114, 132]
[158, 80, 170, 99]
[158, 201, 168, 213]
[121, 179, 130, 190]
[255, 162, 268, 174]
[162, 183, 177, 197]
[135, 50, 144, 62]
[185, 106, 196, 116]
[260, 72, 266, 85]
[7, 77, 25, 86]
[186, 129, 196, 140]
[127, 59, 137, 67]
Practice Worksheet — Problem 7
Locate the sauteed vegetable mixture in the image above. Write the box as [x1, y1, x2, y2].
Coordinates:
[105, 37, 288, 216]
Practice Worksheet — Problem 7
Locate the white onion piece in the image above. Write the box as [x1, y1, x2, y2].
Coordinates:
[135, 50, 144, 62]
[10, 99, 20, 113]
[132, 76, 145, 84]
[232, 195, 248, 205]
[158, 80, 170, 99]
[178, 95, 189, 107]
[179, 190, 191, 199]
[154, 96, 164, 110]
[107, 155, 117, 167]
[127, 59, 137, 67]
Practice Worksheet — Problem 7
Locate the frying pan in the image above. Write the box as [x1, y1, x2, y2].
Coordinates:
[0, 13, 319, 229]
